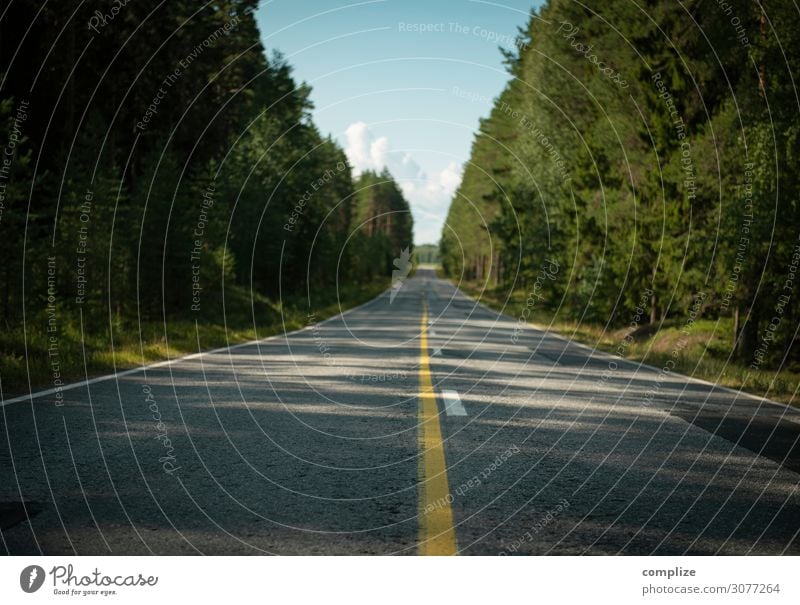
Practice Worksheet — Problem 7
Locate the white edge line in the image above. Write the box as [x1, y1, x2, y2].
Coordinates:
[451, 285, 800, 417]
[0, 287, 393, 408]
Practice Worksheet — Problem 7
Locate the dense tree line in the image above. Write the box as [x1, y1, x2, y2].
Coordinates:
[0, 1, 412, 384]
[414, 245, 439, 265]
[349, 169, 415, 283]
[441, 0, 800, 367]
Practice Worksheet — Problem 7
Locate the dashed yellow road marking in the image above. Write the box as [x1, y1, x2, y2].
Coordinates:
[418, 304, 457, 555]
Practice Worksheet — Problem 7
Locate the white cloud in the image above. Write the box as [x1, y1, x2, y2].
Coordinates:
[343, 122, 463, 245]
[343, 121, 388, 173]
[439, 162, 462, 194]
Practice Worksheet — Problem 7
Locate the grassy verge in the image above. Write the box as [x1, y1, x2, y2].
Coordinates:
[457, 280, 800, 407]
[0, 281, 387, 399]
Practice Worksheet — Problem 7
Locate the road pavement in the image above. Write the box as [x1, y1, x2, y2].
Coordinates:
[2, 269, 799, 554]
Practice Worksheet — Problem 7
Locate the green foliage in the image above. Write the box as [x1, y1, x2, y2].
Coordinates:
[441, 0, 800, 369]
[348, 169, 414, 282]
[413, 244, 439, 265]
[0, 1, 412, 392]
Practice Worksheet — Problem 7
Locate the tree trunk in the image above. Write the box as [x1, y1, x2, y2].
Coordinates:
[758, 4, 767, 98]
[737, 308, 759, 361]
[650, 291, 657, 324]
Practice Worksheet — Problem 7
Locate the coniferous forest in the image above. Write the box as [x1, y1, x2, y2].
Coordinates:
[0, 1, 413, 393]
[3, 0, 800, 565]
[441, 0, 800, 376]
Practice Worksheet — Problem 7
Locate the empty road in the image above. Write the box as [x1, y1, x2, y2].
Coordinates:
[2, 269, 799, 554]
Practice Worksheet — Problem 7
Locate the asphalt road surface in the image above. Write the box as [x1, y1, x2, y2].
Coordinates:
[2, 269, 799, 555]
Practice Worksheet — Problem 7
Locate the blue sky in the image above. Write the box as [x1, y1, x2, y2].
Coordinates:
[255, 0, 541, 244]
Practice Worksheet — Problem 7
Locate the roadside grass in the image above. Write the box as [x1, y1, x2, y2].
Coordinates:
[0, 281, 387, 399]
[459, 281, 800, 407]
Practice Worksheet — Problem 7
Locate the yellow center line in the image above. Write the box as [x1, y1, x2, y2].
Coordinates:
[418, 303, 458, 555]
